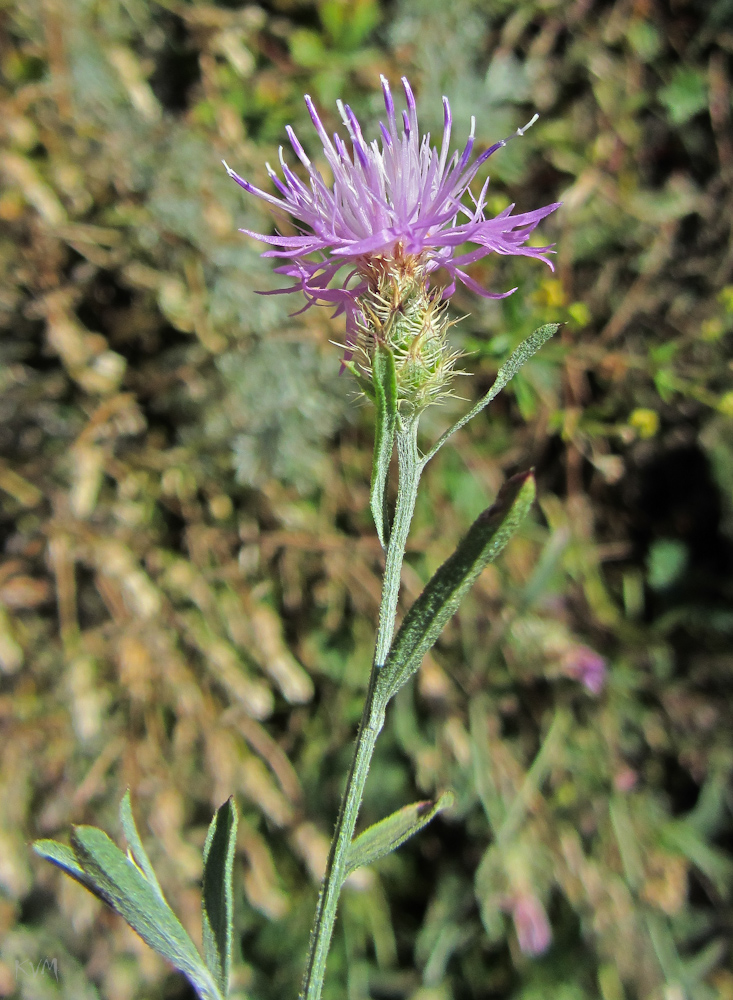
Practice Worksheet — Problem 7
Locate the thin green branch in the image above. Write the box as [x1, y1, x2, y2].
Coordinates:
[420, 324, 560, 469]
[300, 415, 423, 1000]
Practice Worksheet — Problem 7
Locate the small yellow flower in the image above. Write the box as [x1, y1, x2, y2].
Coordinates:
[535, 278, 566, 308]
[719, 285, 733, 313]
[700, 317, 724, 342]
[629, 408, 660, 439]
[567, 301, 591, 327]
[718, 391, 733, 417]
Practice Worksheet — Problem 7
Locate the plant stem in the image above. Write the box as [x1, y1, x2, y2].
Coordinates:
[300, 415, 422, 1000]
[375, 415, 422, 667]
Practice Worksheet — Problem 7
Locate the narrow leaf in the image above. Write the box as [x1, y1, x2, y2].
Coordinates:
[370, 343, 398, 549]
[660, 820, 733, 897]
[345, 792, 455, 876]
[469, 697, 506, 833]
[202, 797, 238, 997]
[422, 324, 560, 465]
[69, 825, 223, 1000]
[495, 707, 570, 845]
[33, 839, 104, 899]
[342, 359, 376, 400]
[609, 797, 644, 890]
[120, 789, 166, 901]
[679, 937, 728, 987]
[377, 472, 536, 703]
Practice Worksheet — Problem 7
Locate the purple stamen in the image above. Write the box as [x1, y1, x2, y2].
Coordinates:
[286, 126, 311, 167]
[380, 74, 395, 127]
[402, 76, 419, 138]
[476, 113, 540, 166]
[456, 117, 476, 172]
[402, 76, 416, 114]
[443, 96, 452, 131]
[304, 95, 332, 151]
[438, 96, 452, 175]
[333, 133, 351, 164]
[266, 162, 291, 198]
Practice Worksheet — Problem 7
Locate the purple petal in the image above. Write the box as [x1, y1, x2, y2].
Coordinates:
[225, 79, 560, 347]
[454, 268, 517, 299]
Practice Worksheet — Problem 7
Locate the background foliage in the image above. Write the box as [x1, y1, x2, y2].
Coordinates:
[1, 0, 733, 997]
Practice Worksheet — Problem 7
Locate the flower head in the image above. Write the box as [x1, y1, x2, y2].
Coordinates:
[225, 76, 559, 343]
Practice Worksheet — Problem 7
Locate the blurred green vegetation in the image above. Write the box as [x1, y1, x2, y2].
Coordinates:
[1, 0, 732, 998]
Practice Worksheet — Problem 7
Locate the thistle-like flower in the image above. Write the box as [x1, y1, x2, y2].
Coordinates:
[225, 76, 559, 408]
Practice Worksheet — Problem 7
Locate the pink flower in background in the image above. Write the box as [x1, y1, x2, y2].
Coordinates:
[511, 893, 552, 956]
[614, 766, 638, 793]
[225, 76, 559, 340]
[562, 644, 607, 695]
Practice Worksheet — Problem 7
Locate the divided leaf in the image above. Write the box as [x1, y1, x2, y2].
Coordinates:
[70, 826, 221, 998]
[369, 343, 398, 549]
[120, 789, 166, 901]
[377, 472, 536, 704]
[345, 791, 455, 876]
[202, 797, 239, 997]
[35, 826, 223, 1000]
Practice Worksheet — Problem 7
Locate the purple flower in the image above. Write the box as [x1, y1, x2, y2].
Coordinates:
[511, 893, 552, 957]
[225, 76, 560, 341]
[562, 644, 607, 695]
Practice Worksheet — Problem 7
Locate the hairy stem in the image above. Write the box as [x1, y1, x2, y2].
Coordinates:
[300, 415, 422, 1000]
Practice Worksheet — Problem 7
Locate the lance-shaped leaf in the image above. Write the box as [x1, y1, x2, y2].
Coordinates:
[44, 825, 223, 1000]
[377, 472, 536, 703]
[345, 792, 455, 876]
[422, 324, 560, 466]
[369, 343, 398, 549]
[119, 789, 166, 902]
[33, 839, 104, 899]
[202, 797, 238, 997]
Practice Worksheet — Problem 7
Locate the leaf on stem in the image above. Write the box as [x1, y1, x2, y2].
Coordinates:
[34, 824, 224, 1000]
[33, 839, 103, 898]
[377, 472, 537, 703]
[345, 791, 455, 875]
[202, 797, 239, 997]
[71, 826, 219, 995]
[370, 343, 398, 549]
[422, 324, 560, 466]
[120, 788, 166, 901]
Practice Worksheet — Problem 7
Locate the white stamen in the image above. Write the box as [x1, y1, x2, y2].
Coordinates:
[516, 113, 539, 137]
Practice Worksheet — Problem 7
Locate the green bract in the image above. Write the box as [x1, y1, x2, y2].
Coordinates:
[349, 255, 464, 415]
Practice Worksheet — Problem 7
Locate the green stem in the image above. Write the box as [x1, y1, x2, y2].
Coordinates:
[375, 415, 422, 667]
[300, 414, 422, 1000]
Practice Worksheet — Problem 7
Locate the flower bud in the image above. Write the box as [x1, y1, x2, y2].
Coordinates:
[352, 247, 463, 414]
